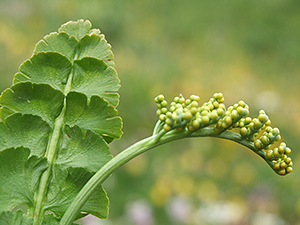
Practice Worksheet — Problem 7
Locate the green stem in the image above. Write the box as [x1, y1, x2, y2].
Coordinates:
[60, 126, 262, 225]
[33, 72, 74, 225]
[59, 134, 162, 225]
[33, 107, 66, 225]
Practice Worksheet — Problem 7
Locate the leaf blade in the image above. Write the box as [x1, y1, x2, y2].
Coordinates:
[14, 52, 72, 92]
[58, 19, 92, 40]
[56, 125, 113, 172]
[77, 34, 114, 67]
[73, 57, 120, 107]
[0, 82, 64, 125]
[44, 167, 109, 220]
[65, 92, 123, 142]
[0, 210, 34, 225]
[0, 114, 51, 156]
[0, 148, 48, 212]
[34, 32, 78, 61]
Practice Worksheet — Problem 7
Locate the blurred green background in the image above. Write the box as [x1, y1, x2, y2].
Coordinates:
[1, 0, 300, 224]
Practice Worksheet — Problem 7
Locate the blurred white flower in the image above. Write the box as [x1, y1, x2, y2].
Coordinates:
[126, 199, 154, 225]
[195, 201, 244, 224]
[167, 196, 193, 223]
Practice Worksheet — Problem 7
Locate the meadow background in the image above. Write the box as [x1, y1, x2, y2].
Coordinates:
[0, 1, 300, 224]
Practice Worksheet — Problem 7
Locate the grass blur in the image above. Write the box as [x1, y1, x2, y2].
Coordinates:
[1, 1, 300, 224]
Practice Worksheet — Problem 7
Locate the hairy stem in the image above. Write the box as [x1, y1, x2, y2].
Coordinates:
[60, 126, 261, 225]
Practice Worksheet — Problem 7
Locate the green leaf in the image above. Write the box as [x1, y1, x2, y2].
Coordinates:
[0, 114, 51, 156]
[77, 34, 114, 67]
[58, 19, 93, 40]
[0, 211, 80, 225]
[0, 106, 13, 122]
[0, 82, 64, 125]
[42, 214, 79, 225]
[65, 92, 122, 142]
[0, 210, 33, 225]
[72, 58, 119, 106]
[43, 167, 109, 220]
[41, 214, 61, 225]
[34, 32, 78, 62]
[16, 45, 119, 108]
[34, 22, 114, 67]
[0, 148, 48, 211]
[14, 52, 72, 91]
[0, 19, 122, 223]
[56, 125, 113, 172]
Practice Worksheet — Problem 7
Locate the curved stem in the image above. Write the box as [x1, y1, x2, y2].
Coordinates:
[60, 134, 161, 224]
[60, 126, 267, 225]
